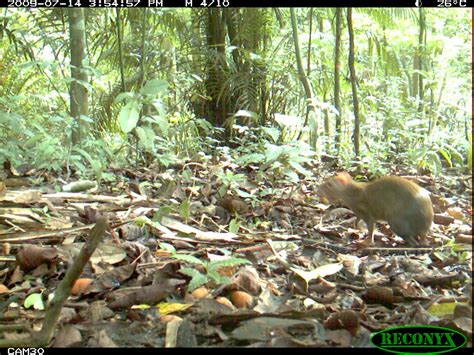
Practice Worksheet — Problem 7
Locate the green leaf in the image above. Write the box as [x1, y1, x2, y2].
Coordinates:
[437, 148, 452, 168]
[234, 189, 253, 199]
[140, 79, 168, 97]
[188, 274, 209, 291]
[153, 206, 172, 223]
[207, 257, 251, 273]
[179, 267, 204, 279]
[229, 219, 240, 233]
[207, 270, 230, 285]
[148, 115, 169, 136]
[289, 161, 310, 176]
[172, 253, 206, 266]
[262, 127, 280, 143]
[24, 293, 44, 310]
[179, 268, 209, 291]
[237, 153, 265, 165]
[136, 126, 154, 150]
[180, 200, 191, 220]
[159, 242, 176, 253]
[283, 169, 300, 183]
[119, 100, 141, 134]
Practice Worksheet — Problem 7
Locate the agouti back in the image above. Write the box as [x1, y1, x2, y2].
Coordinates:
[318, 172, 434, 246]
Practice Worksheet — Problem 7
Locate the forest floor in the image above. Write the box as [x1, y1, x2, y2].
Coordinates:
[0, 158, 471, 347]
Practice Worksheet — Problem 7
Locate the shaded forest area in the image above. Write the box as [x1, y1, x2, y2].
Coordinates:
[0, 8, 471, 348]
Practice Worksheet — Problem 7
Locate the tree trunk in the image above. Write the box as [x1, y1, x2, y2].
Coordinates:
[205, 9, 229, 135]
[334, 8, 342, 152]
[347, 8, 360, 157]
[290, 8, 317, 141]
[68, 9, 89, 145]
[417, 8, 426, 115]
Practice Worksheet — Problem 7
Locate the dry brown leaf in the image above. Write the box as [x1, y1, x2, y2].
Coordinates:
[323, 310, 360, 336]
[0, 284, 9, 293]
[16, 245, 57, 271]
[54, 325, 82, 347]
[363, 286, 404, 305]
[231, 266, 262, 295]
[108, 280, 184, 309]
[88, 330, 117, 347]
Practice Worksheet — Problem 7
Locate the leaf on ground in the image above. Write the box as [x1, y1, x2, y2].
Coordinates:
[87, 264, 136, 293]
[291, 262, 343, 284]
[231, 317, 315, 342]
[16, 245, 57, 271]
[24, 293, 44, 310]
[56, 243, 126, 266]
[155, 302, 193, 315]
[108, 280, 184, 309]
[54, 325, 83, 347]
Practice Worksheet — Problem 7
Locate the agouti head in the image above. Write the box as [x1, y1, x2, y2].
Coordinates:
[318, 171, 353, 205]
[318, 172, 434, 246]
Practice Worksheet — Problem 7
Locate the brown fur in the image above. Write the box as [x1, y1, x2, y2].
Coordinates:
[318, 173, 434, 246]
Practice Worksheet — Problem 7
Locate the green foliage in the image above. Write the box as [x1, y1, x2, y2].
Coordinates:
[153, 206, 172, 223]
[237, 137, 315, 185]
[179, 199, 191, 221]
[215, 169, 248, 198]
[117, 79, 168, 134]
[172, 253, 251, 291]
[0, 8, 470, 179]
[260, 141, 315, 183]
[24, 293, 45, 310]
[229, 218, 240, 233]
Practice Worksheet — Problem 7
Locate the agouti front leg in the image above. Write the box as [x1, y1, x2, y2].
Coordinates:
[366, 219, 376, 244]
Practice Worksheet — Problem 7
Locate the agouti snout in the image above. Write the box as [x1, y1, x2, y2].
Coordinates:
[318, 172, 434, 246]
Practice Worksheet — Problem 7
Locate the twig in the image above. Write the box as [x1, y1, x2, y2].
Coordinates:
[265, 238, 292, 270]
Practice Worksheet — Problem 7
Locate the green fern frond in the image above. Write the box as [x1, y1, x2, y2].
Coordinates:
[207, 257, 251, 273]
[172, 253, 206, 266]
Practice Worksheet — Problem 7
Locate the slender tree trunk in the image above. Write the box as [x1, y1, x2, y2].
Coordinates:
[417, 8, 426, 115]
[115, 9, 126, 92]
[290, 8, 317, 141]
[347, 8, 360, 157]
[334, 8, 342, 152]
[317, 13, 330, 142]
[306, 8, 313, 76]
[68, 9, 89, 145]
[305, 8, 317, 147]
[139, 9, 148, 89]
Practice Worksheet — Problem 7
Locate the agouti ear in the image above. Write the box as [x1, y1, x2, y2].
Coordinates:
[336, 171, 352, 184]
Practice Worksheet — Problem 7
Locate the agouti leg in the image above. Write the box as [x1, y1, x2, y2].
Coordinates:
[353, 217, 360, 229]
[366, 220, 375, 244]
[418, 234, 427, 246]
[404, 236, 418, 247]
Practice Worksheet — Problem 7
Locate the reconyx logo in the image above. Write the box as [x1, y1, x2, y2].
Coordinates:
[371, 325, 467, 354]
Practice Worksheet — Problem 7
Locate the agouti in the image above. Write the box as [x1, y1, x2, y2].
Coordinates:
[318, 172, 434, 246]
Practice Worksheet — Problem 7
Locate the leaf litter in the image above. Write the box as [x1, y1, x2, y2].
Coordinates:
[0, 160, 471, 347]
